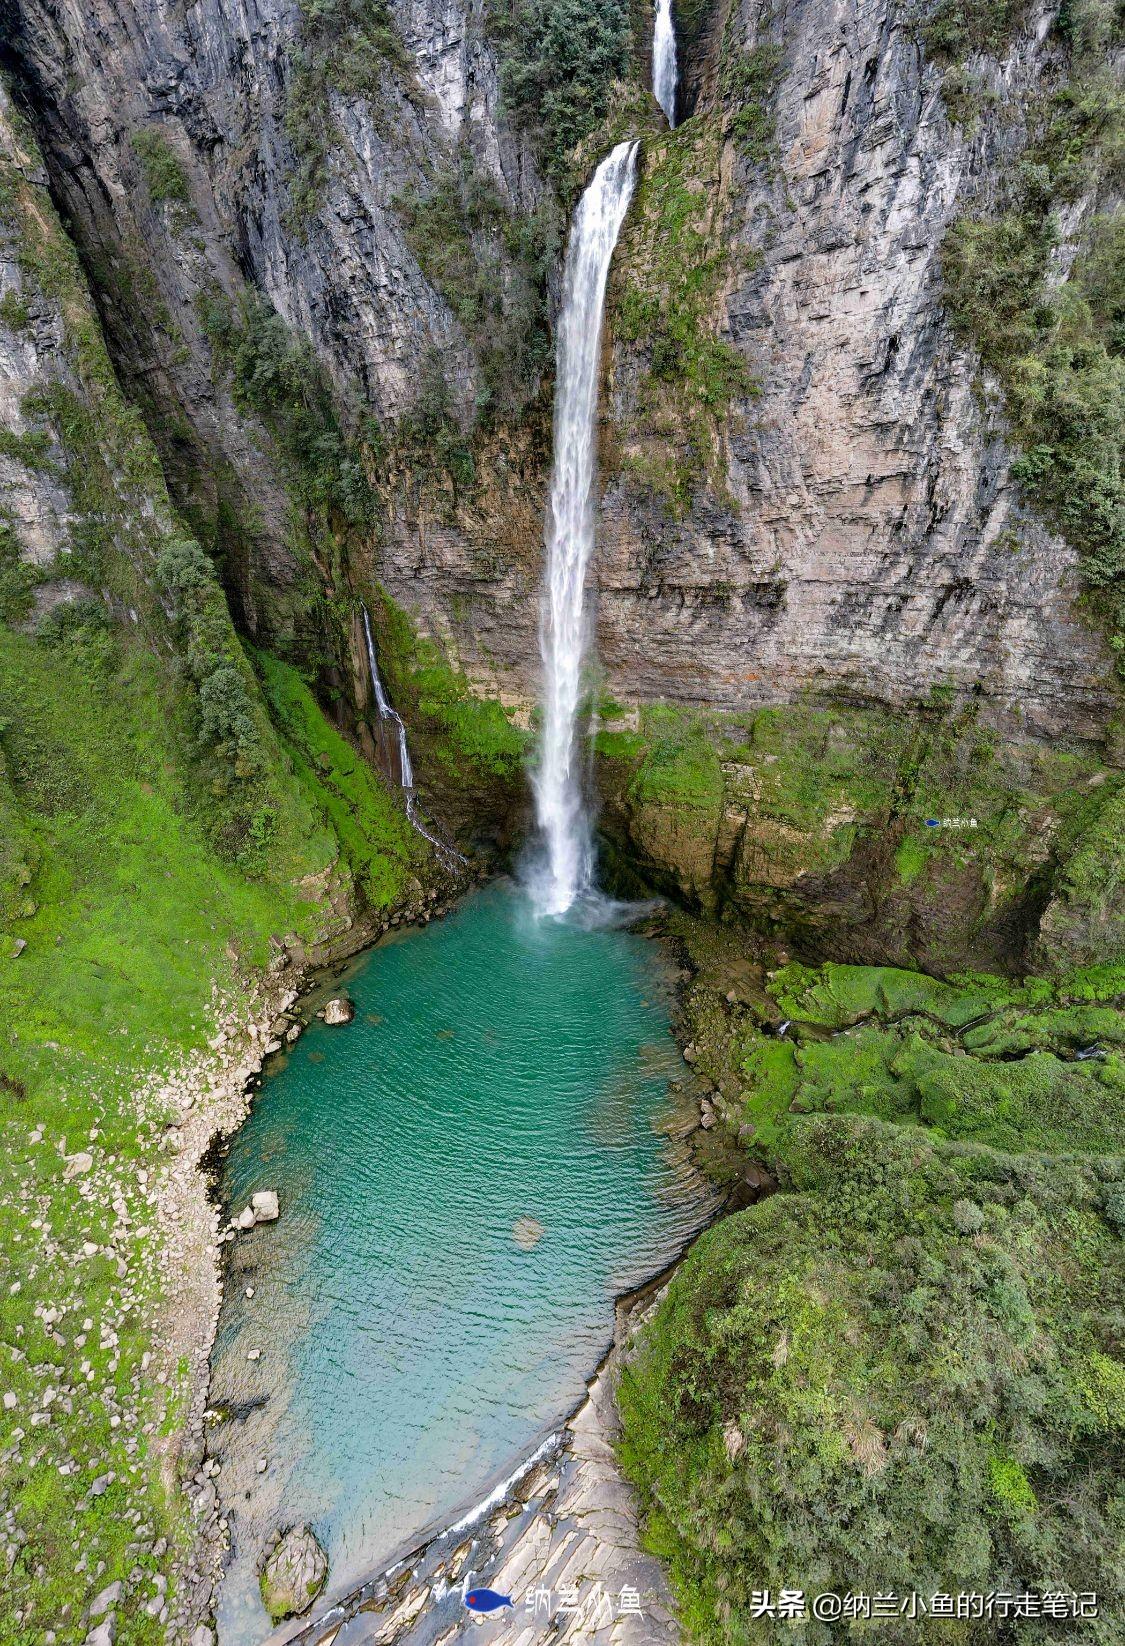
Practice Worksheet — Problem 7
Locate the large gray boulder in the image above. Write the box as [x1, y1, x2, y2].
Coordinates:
[260, 1525, 328, 1623]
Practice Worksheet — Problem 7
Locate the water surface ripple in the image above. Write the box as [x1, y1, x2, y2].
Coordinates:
[212, 881, 705, 1644]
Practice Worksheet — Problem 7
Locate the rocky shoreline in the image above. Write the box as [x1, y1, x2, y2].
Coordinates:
[254, 1263, 702, 1646]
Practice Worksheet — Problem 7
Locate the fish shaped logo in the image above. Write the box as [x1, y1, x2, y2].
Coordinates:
[464, 1586, 514, 1614]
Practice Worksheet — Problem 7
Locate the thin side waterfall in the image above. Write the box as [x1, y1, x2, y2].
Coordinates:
[529, 139, 639, 919]
[653, 0, 678, 126]
[361, 604, 465, 866]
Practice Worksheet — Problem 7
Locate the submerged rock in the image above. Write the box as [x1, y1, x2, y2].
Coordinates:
[512, 1215, 545, 1251]
[323, 997, 354, 1026]
[260, 1524, 328, 1622]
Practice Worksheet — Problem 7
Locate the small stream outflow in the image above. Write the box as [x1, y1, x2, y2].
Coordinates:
[529, 141, 640, 919]
[361, 604, 465, 867]
[653, 0, 678, 126]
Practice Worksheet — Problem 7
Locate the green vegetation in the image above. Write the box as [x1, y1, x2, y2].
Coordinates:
[619, 939, 1125, 1640]
[489, 0, 633, 181]
[130, 129, 195, 227]
[0, 617, 347, 1644]
[719, 42, 783, 164]
[0, 518, 41, 623]
[1, 105, 421, 1643]
[396, 148, 556, 428]
[199, 288, 379, 530]
[595, 696, 1122, 967]
[923, 0, 1032, 62]
[614, 122, 754, 513]
[371, 589, 531, 782]
[283, 0, 411, 224]
[256, 650, 418, 905]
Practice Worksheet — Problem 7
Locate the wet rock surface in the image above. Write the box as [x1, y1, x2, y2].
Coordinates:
[260, 1525, 329, 1624]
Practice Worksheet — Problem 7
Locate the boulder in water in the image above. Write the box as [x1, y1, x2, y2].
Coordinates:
[323, 997, 354, 1026]
[260, 1524, 328, 1622]
[251, 1190, 279, 1223]
[512, 1215, 545, 1250]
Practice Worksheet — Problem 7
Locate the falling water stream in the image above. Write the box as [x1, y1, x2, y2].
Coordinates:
[361, 603, 463, 866]
[529, 140, 639, 919]
[653, 0, 678, 125]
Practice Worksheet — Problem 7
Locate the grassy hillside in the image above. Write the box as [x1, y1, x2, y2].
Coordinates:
[618, 934, 1125, 1642]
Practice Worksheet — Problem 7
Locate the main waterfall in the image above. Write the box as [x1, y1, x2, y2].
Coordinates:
[653, 0, 678, 126]
[529, 139, 639, 919]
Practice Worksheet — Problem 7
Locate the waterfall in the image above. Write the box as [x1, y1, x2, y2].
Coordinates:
[529, 140, 639, 919]
[361, 604, 465, 866]
[653, 0, 678, 126]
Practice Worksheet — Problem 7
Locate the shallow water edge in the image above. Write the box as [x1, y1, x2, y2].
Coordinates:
[257, 1236, 720, 1646]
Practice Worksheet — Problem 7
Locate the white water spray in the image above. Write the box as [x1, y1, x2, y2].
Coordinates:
[529, 140, 639, 919]
[362, 604, 465, 866]
[653, 0, 678, 126]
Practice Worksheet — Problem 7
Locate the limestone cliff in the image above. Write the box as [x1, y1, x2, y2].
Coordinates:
[1, 0, 1122, 968]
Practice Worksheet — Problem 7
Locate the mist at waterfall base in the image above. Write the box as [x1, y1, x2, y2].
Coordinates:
[211, 882, 705, 1645]
[528, 141, 639, 922]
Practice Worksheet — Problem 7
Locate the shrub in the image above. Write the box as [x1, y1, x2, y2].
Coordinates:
[200, 290, 379, 528]
[396, 149, 556, 426]
[130, 129, 194, 218]
[490, 0, 633, 180]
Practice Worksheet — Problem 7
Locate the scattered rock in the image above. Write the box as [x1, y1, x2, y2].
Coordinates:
[323, 997, 354, 1026]
[89, 1581, 122, 1619]
[251, 1190, 279, 1223]
[190, 1628, 214, 1646]
[235, 1206, 256, 1231]
[12, 937, 26, 957]
[83, 1623, 115, 1646]
[260, 1524, 328, 1622]
[64, 1152, 94, 1179]
[512, 1215, 545, 1251]
[247, 1348, 261, 1362]
[682, 1043, 698, 1064]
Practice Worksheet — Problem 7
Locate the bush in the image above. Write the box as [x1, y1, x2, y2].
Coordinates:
[396, 149, 556, 426]
[0, 519, 40, 624]
[283, 0, 410, 222]
[719, 43, 783, 164]
[200, 290, 379, 527]
[940, 33, 1125, 665]
[490, 0, 633, 180]
[155, 534, 268, 784]
[130, 129, 194, 218]
[619, 1114, 1125, 1642]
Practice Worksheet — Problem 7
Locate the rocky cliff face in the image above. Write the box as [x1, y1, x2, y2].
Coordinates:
[603, 0, 1114, 745]
[1, 0, 1121, 967]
